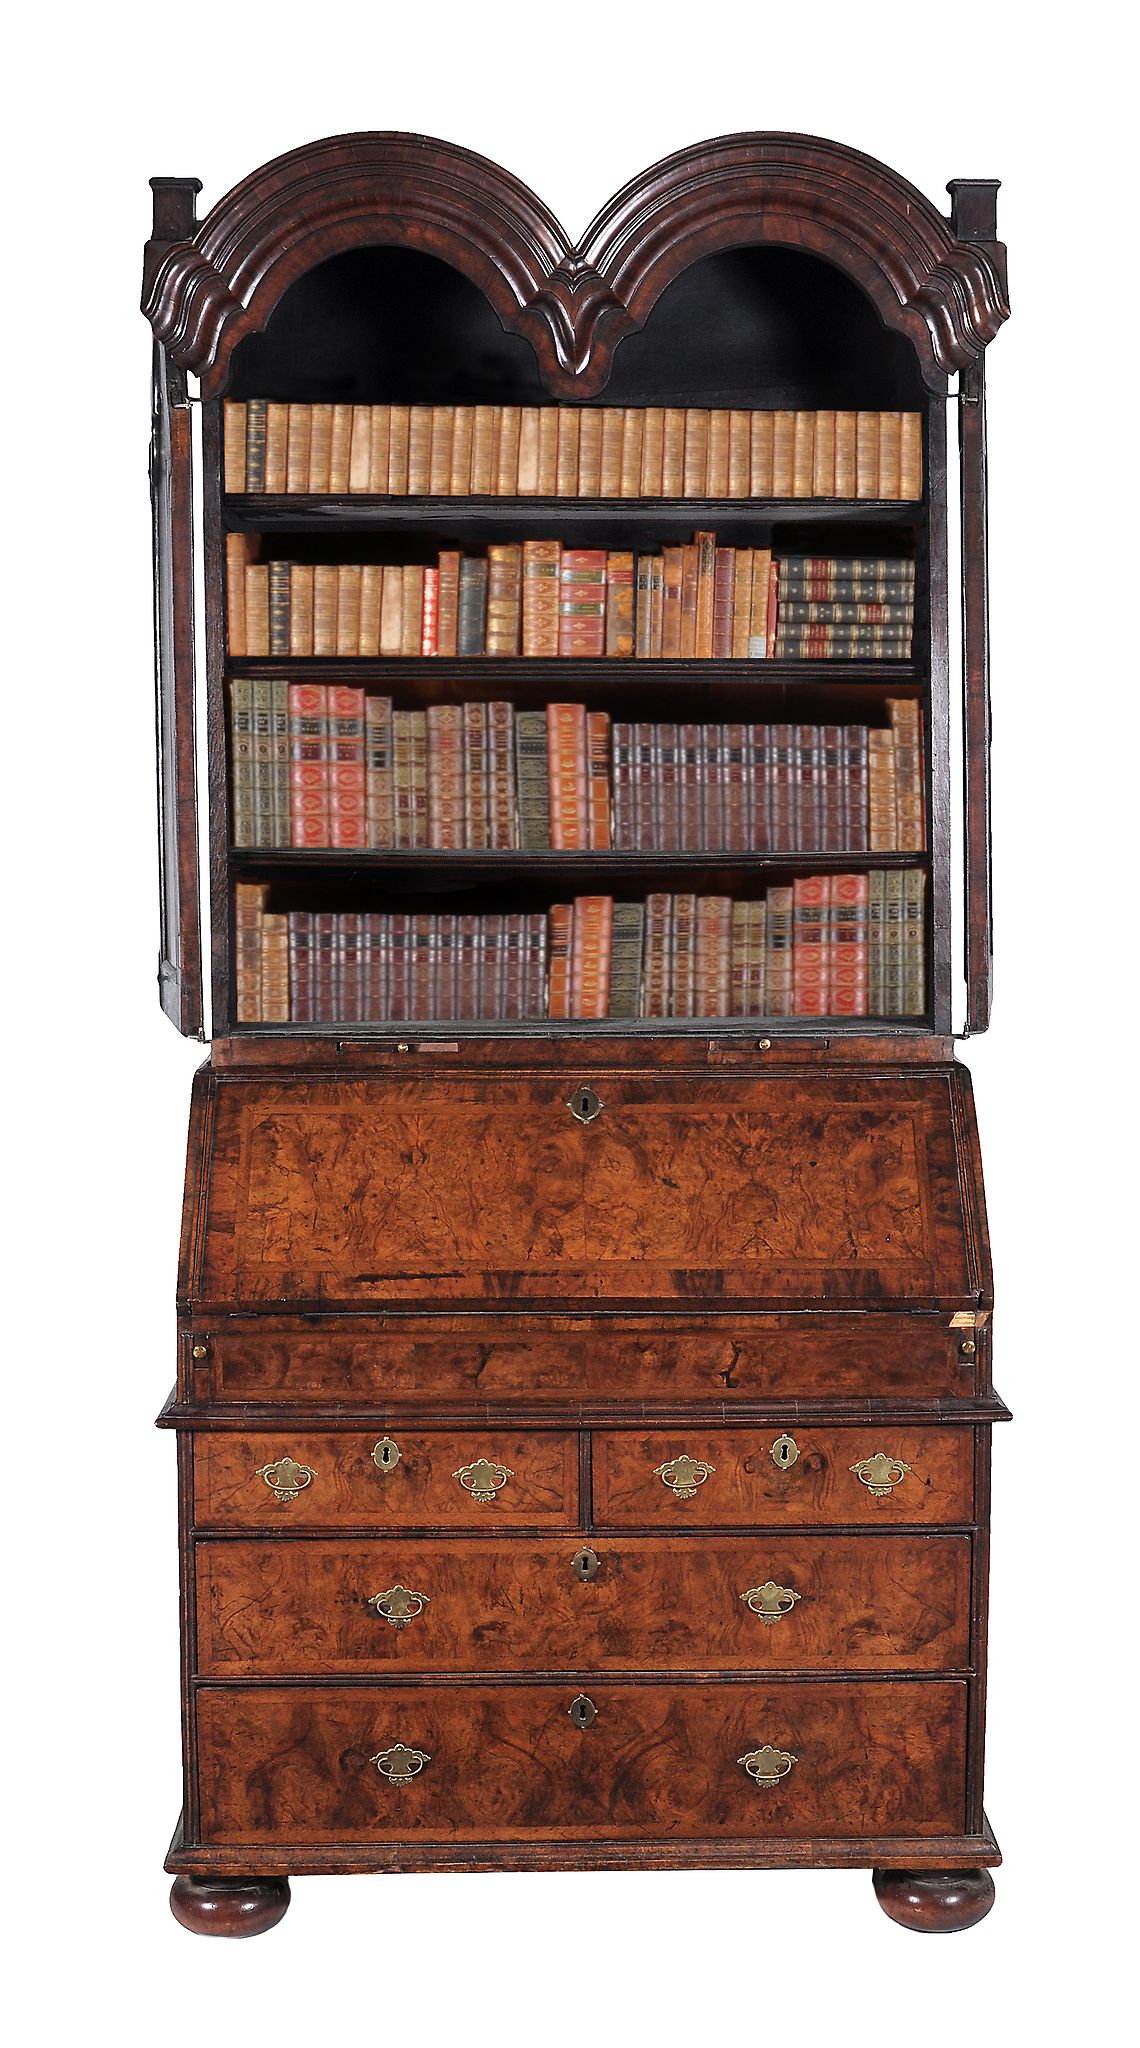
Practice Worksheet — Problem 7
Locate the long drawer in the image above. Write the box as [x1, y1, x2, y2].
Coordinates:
[593, 1428, 973, 1527]
[195, 1533, 972, 1676]
[195, 1679, 968, 1843]
[194, 1431, 578, 1529]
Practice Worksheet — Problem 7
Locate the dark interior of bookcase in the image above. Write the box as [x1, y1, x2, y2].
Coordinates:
[208, 242, 942, 1038]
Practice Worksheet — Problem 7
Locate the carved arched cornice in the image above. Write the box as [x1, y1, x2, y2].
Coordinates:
[142, 131, 1009, 399]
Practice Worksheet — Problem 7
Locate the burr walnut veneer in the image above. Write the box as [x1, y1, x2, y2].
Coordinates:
[145, 132, 1009, 1935]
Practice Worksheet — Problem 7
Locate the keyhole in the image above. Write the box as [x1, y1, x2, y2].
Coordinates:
[372, 1437, 401, 1473]
[770, 1433, 799, 1470]
[569, 1693, 597, 1728]
[572, 1546, 600, 1582]
[568, 1086, 603, 1125]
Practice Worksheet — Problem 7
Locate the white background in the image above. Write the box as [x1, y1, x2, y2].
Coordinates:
[4, 5, 1135, 2041]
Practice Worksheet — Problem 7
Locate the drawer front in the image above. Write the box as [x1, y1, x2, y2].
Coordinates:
[194, 1312, 974, 1405]
[195, 1679, 967, 1843]
[593, 1428, 974, 1527]
[196, 1533, 972, 1677]
[194, 1431, 578, 1529]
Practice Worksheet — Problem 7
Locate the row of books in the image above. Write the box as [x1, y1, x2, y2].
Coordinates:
[232, 685, 926, 855]
[235, 874, 926, 1024]
[224, 401, 924, 502]
[227, 536, 916, 662]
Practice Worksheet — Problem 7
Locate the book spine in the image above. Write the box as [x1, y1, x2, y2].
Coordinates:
[311, 564, 337, 657]
[813, 410, 836, 497]
[407, 405, 432, 495]
[263, 404, 288, 493]
[570, 896, 613, 1018]
[348, 406, 372, 493]
[748, 724, 770, 853]
[244, 564, 270, 656]
[656, 722, 680, 851]
[421, 566, 439, 656]
[229, 678, 255, 845]
[287, 910, 314, 1024]
[515, 710, 551, 849]
[640, 408, 665, 496]
[867, 729, 899, 851]
[558, 549, 607, 658]
[450, 406, 474, 494]
[463, 701, 490, 850]
[260, 914, 291, 1023]
[436, 551, 461, 658]
[632, 722, 656, 852]
[427, 702, 465, 848]
[587, 710, 613, 851]
[830, 872, 869, 1016]
[842, 724, 869, 853]
[694, 531, 717, 658]
[485, 543, 522, 656]
[792, 411, 815, 498]
[769, 722, 795, 851]
[661, 409, 686, 496]
[555, 409, 580, 496]
[900, 413, 923, 500]
[547, 904, 573, 1018]
[712, 547, 735, 659]
[334, 563, 362, 657]
[856, 412, 880, 497]
[792, 874, 830, 1016]
[470, 406, 495, 494]
[358, 564, 382, 658]
[608, 903, 646, 1018]
[577, 408, 603, 497]
[225, 533, 250, 655]
[365, 695, 395, 848]
[818, 724, 845, 853]
[834, 412, 857, 497]
[641, 893, 673, 1017]
[522, 539, 561, 658]
[683, 410, 709, 497]
[794, 723, 821, 853]
[877, 411, 903, 498]
[605, 551, 635, 657]
[435, 911, 458, 1021]
[339, 911, 364, 1021]
[327, 685, 366, 848]
[379, 565, 403, 657]
[456, 558, 488, 656]
[496, 407, 522, 496]
[611, 722, 635, 851]
[429, 407, 455, 496]
[224, 401, 247, 493]
[400, 565, 425, 657]
[731, 548, 754, 660]
[517, 408, 540, 494]
[619, 409, 644, 498]
[500, 913, 526, 1020]
[548, 702, 589, 849]
[536, 409, 559, 495]
[244, 401, 266, 493]
[722, 721, 749, 853]
[286, 405, 312, 493]
[486, 701, 517, 850]
[750, 412, 775, 496]
[366, 405, 390, 494]
[671, 893, 697, 1016]
[900, 868, 927, 1014]
[888, 697, 926, 851]
[728, 411, 751, 498]
[456, 914, 481, 1021]
[772, 411, 795, 496]
[765, 885, 794, 1016]
[288, 683, 328, 847]
[694, 895, 732, 1016]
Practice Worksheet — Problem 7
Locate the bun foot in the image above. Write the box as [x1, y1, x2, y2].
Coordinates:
[170, 1874, 291, 1937]
[873, 1866, 995, 1932]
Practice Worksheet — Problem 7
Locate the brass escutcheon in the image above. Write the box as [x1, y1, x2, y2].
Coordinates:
[567, 1085, 604, 1125]
[371, 1437, 401, 1474]
[370, 1740, 431, 1787]
[367, 1584, 430, 1630]
[571, 1546, 601, 1582]
[739, 1744, 798, 1787]
[850, 1451, 912, 1497]
[453, 1456, 514, 1503]
[254, 1455, 315, 1504]
[770, 1433, 799, 1470]
[653, 1453, 715, 1500]
[740, 1579, 802, 1625]
[569, 1693, 598, 1729]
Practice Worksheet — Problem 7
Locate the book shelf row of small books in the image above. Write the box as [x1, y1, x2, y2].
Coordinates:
[224, 401, 924, 502]
[231, 690, 925, 856]
[234, 874, 927, 1026]
[227, 539, 916, 662]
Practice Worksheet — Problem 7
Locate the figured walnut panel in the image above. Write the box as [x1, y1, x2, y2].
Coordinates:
[593, 1428, 973, 1528]
[195, 1430, 578, 1530]
[187, 1069, 986, 1310]
[199, 1311, 974, 1405]
[195, 1532, 971, 1677]
[195, 1679, 967, 1843]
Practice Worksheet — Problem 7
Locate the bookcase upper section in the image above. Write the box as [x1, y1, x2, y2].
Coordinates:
[142, 132, 1009, 400]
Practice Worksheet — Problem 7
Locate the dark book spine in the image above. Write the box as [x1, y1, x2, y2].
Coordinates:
[608, 903, 646, 1019]
[456, 557, 489, 655]
[244, 399, 267, 493]
[268, 561, 291, 655]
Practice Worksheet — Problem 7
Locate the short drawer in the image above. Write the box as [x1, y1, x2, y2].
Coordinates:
[195, 1679, 968, 1844]
[195, 1532, 972, 1677]
[193, 1430, 578, 1529]
[592, 1428, 974, 1527]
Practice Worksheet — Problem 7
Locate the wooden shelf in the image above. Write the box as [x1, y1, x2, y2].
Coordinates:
[230, 848, 929, 874]
[228, 1014, 932, 1041]
[224, 494, 923, 532]
[228, 657, 920, 686]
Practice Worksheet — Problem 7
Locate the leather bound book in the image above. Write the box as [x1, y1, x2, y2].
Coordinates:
[750, 411, 775, 497]
[407, 406, 433, 495]
[485, 543, 522, 656]
[867, 729, 899, 850]
[306, 405, 333, 494]
[547, 903, 573, 1017]
[766, 558, 779, 656]
[571, 895, 614, 1018]
[656, 722, 679, 851]
[427, 703, 464, 849]
[730, 901, 750, 1017]
[244, 564, 269, 656]
[226, 533, 250, 654]
[536, 409, 559, 495]
[264, 403, 288, 493]
[694, 531, 717, 658]
[224, 401, 247, 493]
[748, 724, 771, 852]
[722, 722, 749, 853]
[632, 723, 656, 852]
[608, 902, 646, 1018]
[548, 702, 589, 850]
[462, 704, 489, 847]
[339, 911, 364, 1021]
[834, 412, 857, 497]
[358, 565, 382, 659]
[286, 403, 313, 491]
[678, 723, 702, 851]
[599, 407, 624, 498]
[635, 554, 655, 660]
[522, 540, 561, 658]
[436, 551, 461, 658]
[268, 562, 292, 656]
[642, 892, 672, 1017]
[705, 411, 729, 497]
[746, 899, 767, 1015]
[470, 406, 495, 494]
[587, 711, 613, 850]
[365, 695, 394, 848]
[794, 723, 821, 852]
[888, 697, 926, 850]
[348, 406, 372, 493]
[259, 913, 291, 1023]
[480, 913, 505, 1020]
[335, 564, 362, 657]
[775, 625, 913, 659]
[765, 883, 794, 1016]
[288, 682, 329, 847]
[818, 723, 845, 852]
[900, 412, 923, 500]
[328, 403, 353, 492]
[500, 913, 526, 1021]
[900, 867, 927, 1014]
[455, 913, 481, 1021]
[409, 713, 429, 847]
[496, 407, 522, 495]
[577, 409, 603, 497]
[434, 912, 458, 1022]
[793, 873, 830, 1016]
[429, 407, 455, 495]
[748, 548, 772, 658]
[524, 913, 548, 1018]
[712, 548, 735, 659]
[408, 913, 437, 1020]
[778, 555, 916, 599]
[310, 564, 336, 657]
[671, 892, 697, 1017]
[855, 412, 880, 497]
[558, 549, 607, 658]
[647, 558, 665, 658]
[683, 411, 709, 497]
[487, 408, 503, 495]
[842, 723, 869, 852]
[456, 558, 488, 656]
[248, 681, 271, 847]
[379, 566, 403, 657]
[728, 411, 751, 498]
[877, 412, 903, 499]
[515, 710, 551, 850]
[881, 869, 904, 1015]
[244, 399, 266, 492]
[287, 909, 314, 1024]
[366, 406, 390, 494]
[555, 409, 580, 496]
[327, 685, 367, 848]
[867, 868, 887, 1014]
[611, 722, 634, 851]
[769, 722, 795, 852]
[700, 723, 724, 851]
[229, 678, 255, 846]
[361, 913, 387, 1024]
[517, 408, 541, 495]
[391, 711, 416, 848]
[772, 411, 795, 496]
[830, 871, 869, 1016]
[640, 408, 665, 496]
[661, 408, 686, 496]
[813, 411, 836, 497]
[267, 678, 292, 845]
[486, 701, 517, 850]
[731, 549, 754, 659]
[310, 910, 337, 1025]
[660, 547, 685, 658]
[387, 913, 411, 1020]
[792, 411, 815, 497]
[619, 409, 644, 498]
[450, 405, 474, 494]
[605, 552, 635, 657]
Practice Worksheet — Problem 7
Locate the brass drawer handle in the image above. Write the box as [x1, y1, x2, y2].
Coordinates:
[850, 1451, 912, 1497]
[367, 1583, 430, 1630]
[370, 1741, 431, 1787]
[453, 1456, 514, 1503]
[254, 1455, 316, 1504]
[371, 1437, 401, 1474]
[740, 1579, 802, 1625]
[653, 1453, 716, 1500]
[739, 1744, 798, 1787]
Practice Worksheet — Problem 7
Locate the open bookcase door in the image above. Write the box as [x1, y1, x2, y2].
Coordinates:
[151, 335, 203, 1036]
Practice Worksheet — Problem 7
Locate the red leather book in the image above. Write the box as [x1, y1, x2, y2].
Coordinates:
[420, 566, 440, 656]
[701, 723, 725, 851]
[558, 550, 607, 657]
[722, 722, 749, 852]
[678, 724, 703, 852]
[463, 701, 490, 850]
[387, 913, 411, 1020]
[830, 871, 869, 1016]
[288, 683, 329, 847]
[436, 551, 461, 657]
[487, 701, 517, 850]
[501, 913, 527, 1020]
[362, 913, 388, 1022]
[765, 885, 794, 1017]
[748, 725, 771, 852]
[642, 893, 673, 1018]
[434, 912, 458, 1021]
[794, 724, 821, 853]
[656, 723, 680, 852]
[712, 548, 735, 658]
[456, 914, 482, 1021]
[792, 875, 830, 1015]
[408, 914, 437, 1019]
[327, 685, 367, 848]
[427, 703, 465, 849]
[671, 893, 697, 1017]
[570, 895, 613, 1018]
[632, 722, 657, 851]
[694, 895, 732, 1016]
[312, 911, 338, 1024]
[611, 722, 635, 851]
[547, 903, 573, 1018]
[818, 724, 845, 852]
[522, 540, 561, 657]
[587, 712, 612, 850]
[339, 912, 364, 1021]
[547, 702, 589, 849]
[481, 913, 505, 1019]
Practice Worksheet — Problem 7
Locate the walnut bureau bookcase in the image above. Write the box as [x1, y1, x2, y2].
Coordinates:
[143, 132, 1010, 1936]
